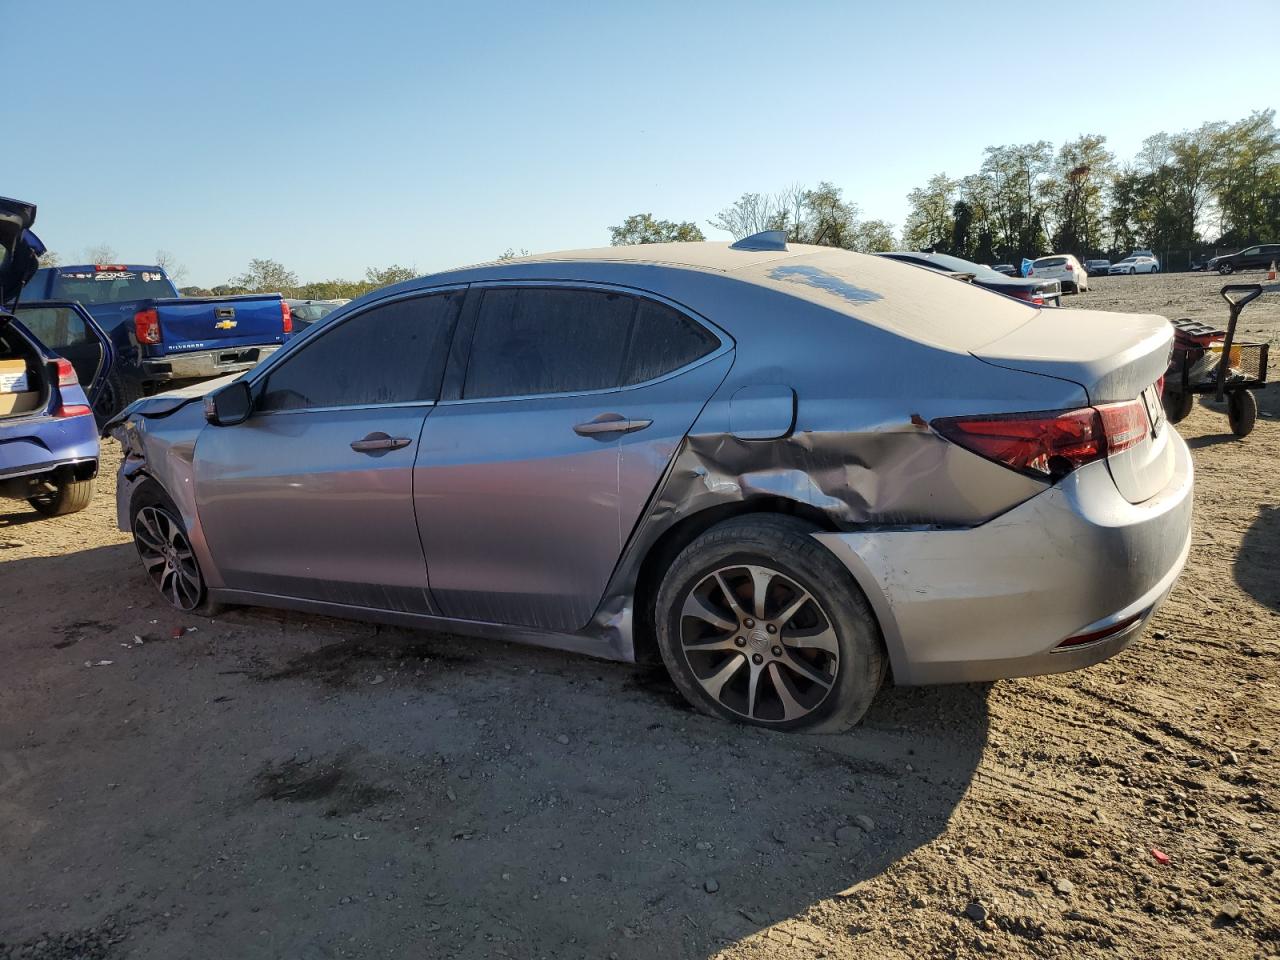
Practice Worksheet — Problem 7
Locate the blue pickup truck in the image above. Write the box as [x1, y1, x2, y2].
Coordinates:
[21, 264, 291, 419]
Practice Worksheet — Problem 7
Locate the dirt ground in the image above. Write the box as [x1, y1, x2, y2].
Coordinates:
[1, 272, 1277, 960]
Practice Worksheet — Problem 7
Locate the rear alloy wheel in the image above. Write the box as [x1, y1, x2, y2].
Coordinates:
[655, 515, 885, 733]
[1228, 389, 1258, 437]
[28, 479, 95, 516]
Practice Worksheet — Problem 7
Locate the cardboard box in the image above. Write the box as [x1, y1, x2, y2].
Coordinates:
[0, 359, 30, 393]
[0, 391, 39, 415]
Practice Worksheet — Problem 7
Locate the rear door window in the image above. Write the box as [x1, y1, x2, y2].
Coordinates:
[463, 288, 720, 399]
[261, 291, 463, 411]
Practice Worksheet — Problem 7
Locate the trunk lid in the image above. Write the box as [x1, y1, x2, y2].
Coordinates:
[0, 197, 41, 310]
[972, 308, 1175, 504]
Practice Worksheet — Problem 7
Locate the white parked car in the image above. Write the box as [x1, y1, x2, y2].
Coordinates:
[1129, 249, 1160, 270]
[1109, 256, 1159, 275]
[1028, 254, 1089, 293]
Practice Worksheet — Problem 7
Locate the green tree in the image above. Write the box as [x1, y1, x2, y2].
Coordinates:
[1044, 134, 1114, 256]
[609, 213, 705, 245]
[365, 264, 418, 288]
[232, 258, 298, 295]
[903, 174, 957, 251]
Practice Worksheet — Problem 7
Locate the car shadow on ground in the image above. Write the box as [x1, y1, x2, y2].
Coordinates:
[1236, 504, 1280, 613]
[2, 542, 991, 959]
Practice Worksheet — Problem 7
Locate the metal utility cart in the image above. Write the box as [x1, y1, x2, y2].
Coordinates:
[1162, 284, 1270, 438]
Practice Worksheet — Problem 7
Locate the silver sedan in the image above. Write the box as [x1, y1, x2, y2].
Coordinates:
[109, 234, 1192, 732]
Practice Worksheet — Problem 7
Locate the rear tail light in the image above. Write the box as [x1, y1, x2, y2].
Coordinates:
[281, 299, 293, 334]
[54, 358, 78, 387]
[134, 308, 160, 344]
[49, 359, 91, 419]
[1008, 289, 1045, 306]
[1064, 263, 1073, 271]
[932, 396, 1150, 479]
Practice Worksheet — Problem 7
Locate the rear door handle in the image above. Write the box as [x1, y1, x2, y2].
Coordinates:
[350, 431, 412, 453]
[573, 413, 653, 437]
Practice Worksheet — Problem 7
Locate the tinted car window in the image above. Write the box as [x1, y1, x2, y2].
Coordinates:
[464, 288, 634, 399]
[1034, 257, 1067, 267]
[261, 291, 462, 411]
[623, 299, 719, 385]
[51, 269, 178, 304]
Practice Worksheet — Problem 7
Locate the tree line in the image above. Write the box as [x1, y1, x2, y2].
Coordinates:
[613, 110, 1279, 271]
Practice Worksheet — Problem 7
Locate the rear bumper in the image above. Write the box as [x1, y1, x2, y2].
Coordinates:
[142, 344, 281, 381]
[815, 431, 1194, 685]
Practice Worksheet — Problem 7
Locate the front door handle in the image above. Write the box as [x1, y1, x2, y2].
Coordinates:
[350, 431, 412, 454]
[573, 413, 653, 437]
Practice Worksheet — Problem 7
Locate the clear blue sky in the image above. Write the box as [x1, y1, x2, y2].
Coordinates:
[6, 0, 1274, 286]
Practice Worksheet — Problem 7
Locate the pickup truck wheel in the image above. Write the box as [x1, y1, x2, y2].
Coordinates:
[28, 479, 95, 517]
[130, 481, 225, 615]
[94, 370, 145, 426]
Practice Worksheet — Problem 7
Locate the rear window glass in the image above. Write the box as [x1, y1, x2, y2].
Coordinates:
[623, 300, 719, 386]
[51, 270, 177, 304]
[1034, 257, 1067, 267]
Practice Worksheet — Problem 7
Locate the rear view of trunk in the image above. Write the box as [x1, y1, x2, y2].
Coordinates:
[963, 309, 1175, 504]
[0, 324, 47, 419]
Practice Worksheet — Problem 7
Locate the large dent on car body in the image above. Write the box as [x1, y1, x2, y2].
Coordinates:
[583, 419, 1048, 659]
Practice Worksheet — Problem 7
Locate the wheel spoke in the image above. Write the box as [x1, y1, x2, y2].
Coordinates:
[769, 663, 810, 721]
[777, 648, 834, 689]
[746, 661, 764, 719]
[784, 623, 839, 655]
[681, 592, 736, 632]
[748, 566, 774, 620]
[712, 571, 747, 619]
[140, 553, 166, 572]
[774, 588, 813, 628]
[699, 654, 746, 702]
[684, 635, 745, 653]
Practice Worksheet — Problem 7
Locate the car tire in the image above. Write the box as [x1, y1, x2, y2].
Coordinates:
[1129, 267, 1136, 275]
[1163, 388, 1194, 424]
[1228, 390, 1258, 438]
[94, 369, 146, 426]
[654, 514, 886, 734]
[28, 478, 95, 517]
[1219, 263, 1234, 275]
[129, 481, 225, 615]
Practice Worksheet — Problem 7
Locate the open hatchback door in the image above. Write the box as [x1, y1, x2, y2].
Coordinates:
[1, 197, 115, 415]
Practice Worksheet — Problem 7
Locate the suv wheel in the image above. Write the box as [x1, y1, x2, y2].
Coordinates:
[655, 515, 885, 733]
[130, 482, 221, 614]
[28, 478, 95, 517]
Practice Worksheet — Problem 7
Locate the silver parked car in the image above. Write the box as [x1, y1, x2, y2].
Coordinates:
[108, 234, 1193, 732]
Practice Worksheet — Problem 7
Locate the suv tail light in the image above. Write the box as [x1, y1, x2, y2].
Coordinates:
[933, 397, 1150, 479]
[134, 308, 161, 344]
[281, 299, 293, 334]
[49, 358, 91, 419]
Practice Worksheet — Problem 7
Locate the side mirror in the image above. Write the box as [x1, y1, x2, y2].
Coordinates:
[204, 380, 253, 426]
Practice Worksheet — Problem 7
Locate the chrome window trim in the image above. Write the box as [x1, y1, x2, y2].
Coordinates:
[443, 279, 734, 406]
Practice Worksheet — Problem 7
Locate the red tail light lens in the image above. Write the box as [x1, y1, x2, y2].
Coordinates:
[134, 308, 161, 344]
[281, 299, 293, 334]
[1064, 263, 1073, 271]
[932, 396, 1151, 479]
[49, 359, 91, 418]
[933, 409, 1101, 477]
[54, 357, 78, 387]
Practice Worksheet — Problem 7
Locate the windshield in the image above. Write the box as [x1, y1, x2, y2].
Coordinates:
[51, 268, 178, 304]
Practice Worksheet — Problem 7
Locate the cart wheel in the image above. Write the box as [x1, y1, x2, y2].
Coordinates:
[1228, 390, 1257, 437]
[1163, 389, 1193, 424]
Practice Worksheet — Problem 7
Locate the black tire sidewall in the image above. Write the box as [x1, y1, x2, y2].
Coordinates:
[1164, 389, 1194, 424]
[654, 516, 884, 734]
[1228, 390, 1257, 437]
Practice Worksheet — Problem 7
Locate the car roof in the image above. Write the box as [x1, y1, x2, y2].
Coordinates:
[399, 241, 1040, 354]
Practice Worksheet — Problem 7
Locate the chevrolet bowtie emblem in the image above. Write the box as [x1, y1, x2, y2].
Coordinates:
[214, 319, 238, 330]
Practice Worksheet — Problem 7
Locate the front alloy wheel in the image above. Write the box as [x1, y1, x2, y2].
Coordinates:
[680, 563, 839, 723]
[133, 504, 205, 610]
